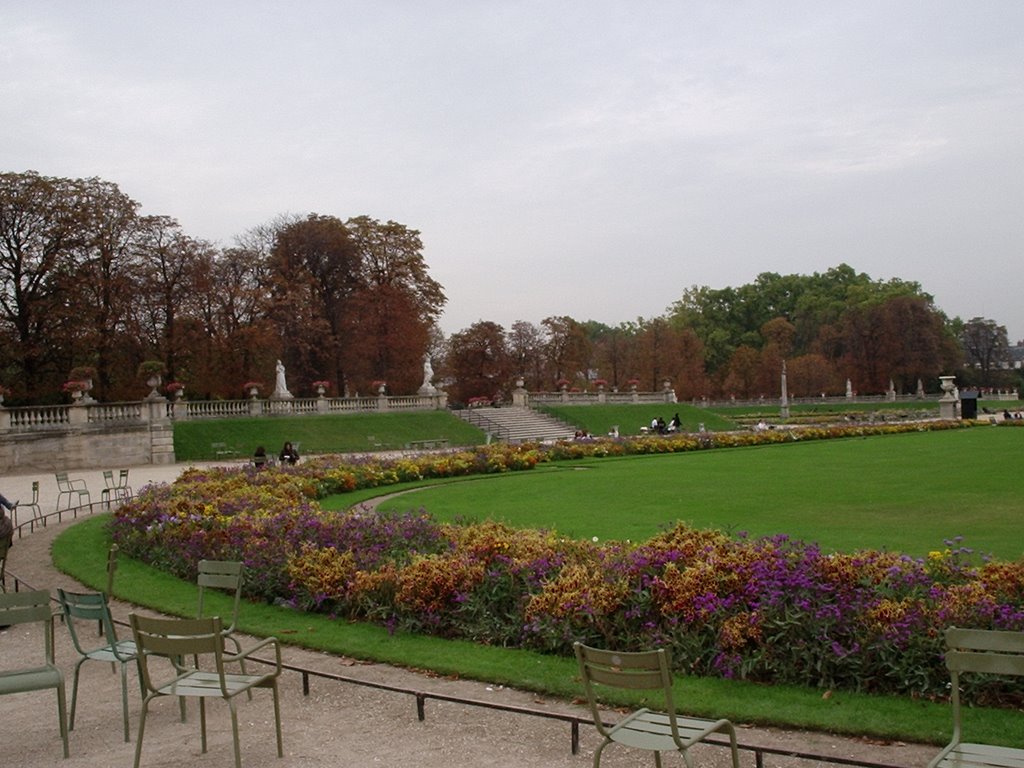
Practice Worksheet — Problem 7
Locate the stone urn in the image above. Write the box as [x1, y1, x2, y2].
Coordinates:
[316, 385, 326, 396]
[146, 375, 161, 398]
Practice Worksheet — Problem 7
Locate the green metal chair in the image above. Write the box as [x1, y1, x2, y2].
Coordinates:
[574, 642, 739, 768]
[197, 559, 245, 655]
[55, 472, 91, 511]
[129, 613, 283, 768]
[0, 590, 70, 758]
[928, 627, 1024, 768]
[56, 588, 141, 742]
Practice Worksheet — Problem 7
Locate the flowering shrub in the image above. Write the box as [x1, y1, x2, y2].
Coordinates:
[165, 381, 184, 394]
[62, 380, 89, 393]
[312, 380, 331, 391]
[242, 381, 262, 392]
[107, 419, 1024, 701]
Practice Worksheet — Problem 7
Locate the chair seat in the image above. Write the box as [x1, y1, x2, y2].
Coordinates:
[0, 665, 64, 695]
[83, 639, 138, 663]
[609, 709, 731, 751]
[162, 670, 277, 699]
[933, 743, 1024, 768]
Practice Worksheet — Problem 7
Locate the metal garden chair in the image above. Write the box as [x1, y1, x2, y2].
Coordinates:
[55, 472, 90, 511]
[56, 588, 141, 742]
[129, 613, 283, 768]
[0, 590, 70, 758]
[574, 642, 739, 768]
[928, 627, 1024, 768]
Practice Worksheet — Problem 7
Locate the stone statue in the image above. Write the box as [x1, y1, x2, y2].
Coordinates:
[418, 355, 437, 395]
[272, 359, 293, 399]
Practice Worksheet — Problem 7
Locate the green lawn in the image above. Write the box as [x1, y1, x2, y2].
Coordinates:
[173, 410, 486, 460]
[374, 427, 1024, 560]
[540, 403, 740, 436]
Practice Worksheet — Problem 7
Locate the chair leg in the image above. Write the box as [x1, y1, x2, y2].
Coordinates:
[69, 658, 85, 730]
[273, 680, 284, 757]
[229, 699, 243, 768]
[119, 661, 131, 742]
[57, 682, 70, 758]
[655, 750, 664, 768]
[199, 697, 208, 753]
[134, 696, 152, 768]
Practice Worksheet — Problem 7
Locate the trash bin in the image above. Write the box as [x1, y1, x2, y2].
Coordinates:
[960, 391, 978, 419]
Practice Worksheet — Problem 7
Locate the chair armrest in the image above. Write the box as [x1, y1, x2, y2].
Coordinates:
[226, 636, 281, 671]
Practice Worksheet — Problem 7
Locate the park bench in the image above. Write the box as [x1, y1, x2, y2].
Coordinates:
[406, 438, 449, 450]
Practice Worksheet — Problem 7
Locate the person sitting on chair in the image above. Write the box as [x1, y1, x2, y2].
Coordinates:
[252, 445, 269, 468]
[279, 441, 300, 465]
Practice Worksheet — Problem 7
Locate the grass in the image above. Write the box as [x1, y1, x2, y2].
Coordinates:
[172, 410, 486, 460]
[540, 403, 740, 436]
[375, 427, 1024, 560]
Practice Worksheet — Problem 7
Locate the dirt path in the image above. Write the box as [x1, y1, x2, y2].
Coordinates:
[2, 510, 940, 767]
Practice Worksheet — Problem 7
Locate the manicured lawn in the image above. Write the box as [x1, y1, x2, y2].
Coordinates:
[374, 427, 1024, 560]
[540, 403, 739, 436]
[173, 410, 486, 460]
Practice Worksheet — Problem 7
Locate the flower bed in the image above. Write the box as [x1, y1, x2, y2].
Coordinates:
[108, 419, 1024, 700]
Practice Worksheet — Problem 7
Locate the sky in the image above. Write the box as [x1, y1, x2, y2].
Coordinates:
[3, 1, 1023, 341]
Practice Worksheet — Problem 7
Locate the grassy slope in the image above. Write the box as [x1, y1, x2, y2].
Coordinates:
[173, 410, 486, 460]
[540, 403, 738, 436]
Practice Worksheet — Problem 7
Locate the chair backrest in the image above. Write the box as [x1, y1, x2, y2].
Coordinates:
[31, 481, 40, 503]
[117, 469, 130, 488]
[574, 642, 679, 739]
[197, 559, 244, 632]
[55, 472, 70, 490]
[130, 614, 225, 693]
[56, 589, 132, 660]
[944, 627, 1024, 735]
[0, 590, 56, 661]
[103, 470, 115, 488]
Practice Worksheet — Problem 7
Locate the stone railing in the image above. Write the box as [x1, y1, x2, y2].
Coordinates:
[0, 391, 449, 472]
[1, 392, 449, 432]
[521, 386, 677, 407]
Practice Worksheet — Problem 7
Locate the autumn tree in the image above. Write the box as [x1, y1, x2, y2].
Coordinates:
[0, 171, 87, 399]
[541, 315, 591, 387]
[507, 320, 545, 390]
[267, 214, 360, 393]
[444, 321, 511, 404]
[342, 217, 446, 393]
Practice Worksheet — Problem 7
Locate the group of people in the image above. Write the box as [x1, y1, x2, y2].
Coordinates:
[252, 441, 300, 468]
[648, 413, 682, 434]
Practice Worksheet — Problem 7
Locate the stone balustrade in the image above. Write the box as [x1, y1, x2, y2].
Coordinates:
[0, 391, 449, 472]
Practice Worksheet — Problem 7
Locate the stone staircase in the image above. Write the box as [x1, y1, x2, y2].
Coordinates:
[457, 406, 577, 443]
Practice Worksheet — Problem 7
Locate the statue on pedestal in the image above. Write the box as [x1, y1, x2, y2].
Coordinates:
[272, 359, 293, 399]
[418, 355, 437, 395]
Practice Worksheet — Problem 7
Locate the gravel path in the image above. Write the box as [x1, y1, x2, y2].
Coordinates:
[2, 464, 939, 768]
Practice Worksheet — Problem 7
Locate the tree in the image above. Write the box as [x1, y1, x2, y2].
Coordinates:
[541, 315, 591, 387]
[959, 317, 1009, 381]
[507, 320, 545, 390]
[268, 214, 360, 393]
[444, 321, 511, 404]
[343, 217, 446, 393]
[0, 171, 87, 399]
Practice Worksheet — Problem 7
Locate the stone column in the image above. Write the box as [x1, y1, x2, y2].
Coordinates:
[938, 375, 958, 420]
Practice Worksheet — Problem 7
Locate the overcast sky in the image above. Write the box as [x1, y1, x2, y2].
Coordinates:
[3, 1, 1023, 341]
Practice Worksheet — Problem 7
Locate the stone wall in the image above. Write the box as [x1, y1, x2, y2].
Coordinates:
[0, 422, 157, 473]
